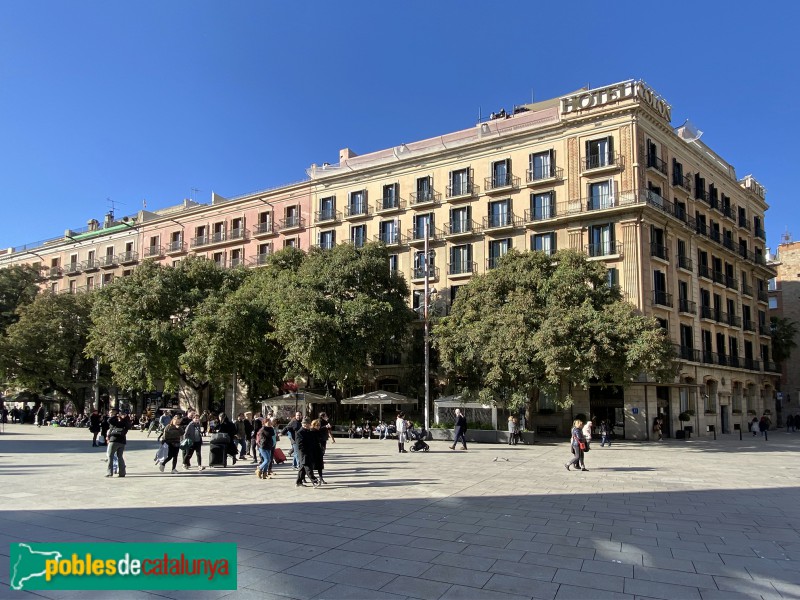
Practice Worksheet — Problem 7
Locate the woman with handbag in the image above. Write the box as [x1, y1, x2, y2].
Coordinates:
[565, 419, 588, 471]
[160, 415, 185, 474]
[182, 413, 205, 471]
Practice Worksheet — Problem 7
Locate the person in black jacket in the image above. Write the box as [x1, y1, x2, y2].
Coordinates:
[216, 413, 239, 464]
[89, 409, 102, 447]
[450, 408, 468, 450]
[105, 410, 131, 478]
[250, 413, 263, 464]
[282, 411, 303, 469]
[99, 413, 110, 446]
[295, 418, 320, 487]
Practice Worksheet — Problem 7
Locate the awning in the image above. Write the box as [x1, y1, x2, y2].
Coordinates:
[263, 392, 332, 405]
[434, 394, 492, 409]
[341, 391, 416, 405]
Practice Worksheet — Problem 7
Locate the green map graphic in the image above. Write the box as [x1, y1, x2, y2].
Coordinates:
[10, 543, 62, 590]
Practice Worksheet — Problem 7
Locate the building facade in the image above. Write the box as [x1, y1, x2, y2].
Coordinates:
[0, 79, 779, 437]
[768, 240, 800, 420]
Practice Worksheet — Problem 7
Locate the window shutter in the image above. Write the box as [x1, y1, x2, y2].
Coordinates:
[609, 178, 617, 206]
[468, 167, 473, 185]
[466, 205, 472, 221]
[609, 224, 616, 244]
[608, 136, 615, 162]
[549, 149, 555, 176]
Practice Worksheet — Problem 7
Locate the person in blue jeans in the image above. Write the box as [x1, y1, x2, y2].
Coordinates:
[599, 420, 612, 447]
[282, 411, 303, 469]
[256, 422, 275, 479]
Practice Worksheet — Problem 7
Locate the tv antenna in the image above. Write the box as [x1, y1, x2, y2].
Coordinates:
[782, 228, 792, 245]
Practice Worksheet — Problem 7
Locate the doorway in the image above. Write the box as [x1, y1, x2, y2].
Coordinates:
[656, 386, 671, 438]
[590, 386, 625, 440]
[721, 405, 730, 434]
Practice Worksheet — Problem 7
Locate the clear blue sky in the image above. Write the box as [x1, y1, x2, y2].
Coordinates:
[1, 1, 798, 252]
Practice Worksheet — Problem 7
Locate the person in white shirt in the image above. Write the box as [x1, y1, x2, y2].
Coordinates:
[396, 412, 408, 453]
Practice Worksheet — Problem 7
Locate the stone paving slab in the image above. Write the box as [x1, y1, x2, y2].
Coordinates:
[3, 425, 800, 598]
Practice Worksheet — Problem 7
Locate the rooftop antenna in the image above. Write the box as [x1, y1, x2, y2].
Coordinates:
[782, 228, 792, 245]
[191, 187, 201, 202]
[106, 197, 116, 219]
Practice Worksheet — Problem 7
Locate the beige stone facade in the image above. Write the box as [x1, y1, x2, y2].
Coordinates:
[769, 241, 800, 419]
[0, 79, 779, 438]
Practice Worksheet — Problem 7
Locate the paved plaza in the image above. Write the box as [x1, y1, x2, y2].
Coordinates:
[1, 424, 800, 599]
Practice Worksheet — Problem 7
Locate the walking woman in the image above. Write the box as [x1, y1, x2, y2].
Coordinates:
[89, 409, 101, 447]
[507, 415, 519, 446]
[396, 412, 408, 453]
[450, 408, 468, 450]
[182, 413, 205, 471]
[311, 419, 327, 484]
[256, 419, 275, 479]
[161, 415, 185, 474]
[565, 419, 588, 471]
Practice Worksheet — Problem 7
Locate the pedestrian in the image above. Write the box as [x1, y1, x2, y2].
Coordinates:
[507, 415, 518, 445]
[235, 413, 250, 459]
[599, 420, 612, 447]
[256, 418, 275, 479]
[250, 413, 263, 464]
[295, 418, 321, 487]
[794, 414, 800, 433]
[787, 414, 795, 432]
[583, 417, 594, 447]
[565, 418, 588, 471]
[282, 411, 303, 469]
[450, 408, 468, 450]
[182, 413, 205, 471]
[200, 410, 209, 436]
[759, 415, 769, 437]
[396, 412, 408, 453]
[160, 415, 185, 474]
[105, 410, 130, 478]
[318, 412, 335, 455]
[99, 412, 110, 445]
[35, 404, 45, 427]
[89, 409, 101, 447]
[311, 419, 328, 484]
[652, 416, 662, 441]
[216, 413, 239, 464]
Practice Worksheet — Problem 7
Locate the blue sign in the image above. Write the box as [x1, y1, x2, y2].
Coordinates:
[631, 407, 639, 414]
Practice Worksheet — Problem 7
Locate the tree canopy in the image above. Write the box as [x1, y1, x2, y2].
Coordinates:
[433, 249, 676, 411]
[771, 316, 798, 365]
[0, 263, 41, 335]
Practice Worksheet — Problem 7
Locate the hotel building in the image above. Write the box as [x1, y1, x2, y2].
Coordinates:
[0, 79, 778, 438]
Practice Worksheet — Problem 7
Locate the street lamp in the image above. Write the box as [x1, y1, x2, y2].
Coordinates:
[423, 221, 431, 434]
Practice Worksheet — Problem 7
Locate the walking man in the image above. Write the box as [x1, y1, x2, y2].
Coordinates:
[282, 411, 303, 469]
[450, 408, 468, 450]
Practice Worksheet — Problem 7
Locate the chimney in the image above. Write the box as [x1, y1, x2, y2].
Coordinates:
[103, 212, 114, 228]
[87, 219, 99, 231]
[339, 148, 357, 162]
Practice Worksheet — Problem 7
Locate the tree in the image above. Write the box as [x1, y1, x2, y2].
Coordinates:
[270, 243, 415, 394]
[0, 264, 41, 335]
[1, 291, 96, 411]
[87, 255, 245, 407]
[433, 249, 675, 418]
[771, 316, 798, 365]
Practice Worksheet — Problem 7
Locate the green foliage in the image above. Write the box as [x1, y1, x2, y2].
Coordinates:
[434, 249, 676, 411]
[0, 264, 41, 335]
[771, 316, 798, 364]
[1, 291, 95, 405]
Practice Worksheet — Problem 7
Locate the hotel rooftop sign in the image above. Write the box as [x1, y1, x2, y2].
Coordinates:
[560, 80, 671, 123]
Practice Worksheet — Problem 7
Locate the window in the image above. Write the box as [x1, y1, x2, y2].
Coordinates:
[50, 282, 58, 294]
[283, 237, 297, 248]
[449, 167, 472, 197]
[86, 276, 94, 290]
[449, 206, 471, 234]
[530, 191, 555, 220]
[695, 212, 707, 235]
[68, 254, 78, 270]
[588, 224, 615, 256]
[672, 158, 684, 187]
[102, 273, 113, 286]
[585, 136, 614, 169]
[679, 387, 690, 413]
[379, 220, 399, 244]
[319, 196, 336, 221]
[348, 190, 367, 216]
[413, 213, 434, 240]
[531, 232, 556, 255]
[449, 244, 473, 275]
[416, 176, 432, 202]
[487, 239, 511, 269]
[529, 150, 555, 180]
[702, 330, 713, 363]
[651, 225, 666, 260]
[350, 225, 367, 248]
[704, 382, 716, 413]
[708, 184, 718, 209]
[588, 180, 615, 210]
[412, 290, 424, 312]
[490, 159, 511, 188]
[212, 252, 224, 267]
[69, 280, 77, 293]
[413, 250, 435, 278]
[769, 297, 778, 310]
[538, 389, 556, 411]
[257, 243, 272, 264]
[646, 139, 660, 170]
[195, 225, 207, 244]
[487, 199, 511, 228]
[695, 174, 706, 200]
[257, 211, 273, 233]
[680, 324, 693, 351]
[675, 199, 686, 221]
[318, 230, 336, 250]
[450, 285, 461, 304]
[607, 268, 619, 288]
[382, 184, 399, 210]
[284, 205, 299, 227]
[211, 222, 225, 243]
[229, 249, 241, 267]
[653, 270, 668, 306]
[388, 254, 398, 273]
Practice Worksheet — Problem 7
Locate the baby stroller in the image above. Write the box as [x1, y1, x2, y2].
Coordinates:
[409, 428, 430, 452]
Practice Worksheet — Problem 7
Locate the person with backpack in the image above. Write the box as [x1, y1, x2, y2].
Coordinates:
[182, 413, 205, 471]
[256, 419, 276, 479]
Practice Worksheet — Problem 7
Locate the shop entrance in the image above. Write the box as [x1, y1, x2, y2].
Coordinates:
[656, 386, 671, 438]
[590, 385, 625, 440]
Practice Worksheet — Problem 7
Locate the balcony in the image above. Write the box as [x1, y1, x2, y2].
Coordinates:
[585, 241, 623, 258]
[672, 173, 692, 192]
[191, 236, 210, 249]
[407, 226, 443, 245]
[755, 227, 766, 241]
[728, 355, 741, 368]
[315, 209, 341, 224]
[374, 231, 404, 246]
[82, 258, 100, 271]
[446, 182, 477, 201]
[483, 212, 522, 233]
[650, 243, 669, 261]
[743, 319, 756, 332]
[118, 251, 139, 265]
[375, 196, 405, 214]
[344, 204, 372, 220]
[581, 153, 622, 173]
[64, 262, 82, 275]
[677, 255, 693, 272]
[448, 261, 477, 277]
[99, 255, 118, 268]
[250, 253, 271, 267]
[678, 299, 696, 314]
[700, 305, 714, 320]
[676, 345, 700, 362]
[744, 357, 761, 371]
[143, 245, 164, 259]
[765, 360, 780, 373]
[739, 218, 751, 231]
[524, 204, 557, 224]
[197, 229, 246, 248]
[47, 266, 62, 279]
[483, 174, 519, 194]
[715, 310, 729, 325]
[701, 350, 715, 365]
[166, 241, 187, 254]
[252, 222, 276, 238]
[279, 215, 306, 232]
[409, 189, 441, 208]
[229, 256, 244, 268]
[759, 324, 772, 336]
[698, 264, 712, 280]
[727, 314, 742, 328]
[653, 290, 673, 308]
[646, 155, 668, 176]
[721, 205, 735, 221]
[695, 189, 709, 203]
[725, 275, 738, 290]
[757, 289, 768, 303]
[741, 282, 753, 297]
[486, 256, 507, 270]
[443, 220, 482, 238]
[712, 270, 725, 285]
[526, 165, 564, 186]
[411, 266, 440, 282]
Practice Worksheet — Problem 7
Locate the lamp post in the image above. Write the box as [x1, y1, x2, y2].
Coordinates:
[423, 220, 430, 433]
